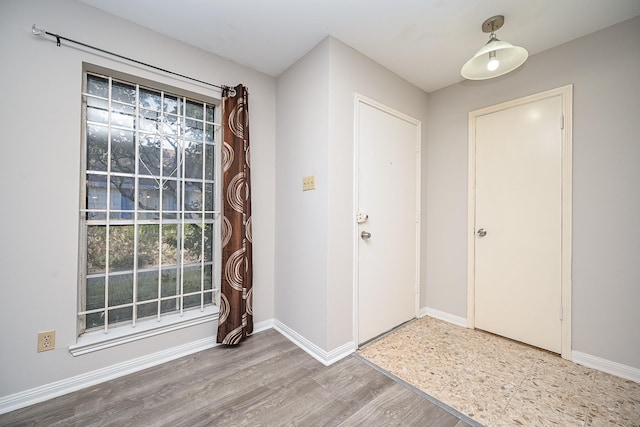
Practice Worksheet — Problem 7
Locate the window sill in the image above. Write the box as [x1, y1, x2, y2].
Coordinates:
[69, 307, 218, 356]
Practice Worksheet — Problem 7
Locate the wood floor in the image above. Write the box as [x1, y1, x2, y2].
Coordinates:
[0, 329, 475, 426]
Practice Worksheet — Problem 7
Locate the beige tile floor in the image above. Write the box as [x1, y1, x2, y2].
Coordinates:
[358, 316, 640, 427]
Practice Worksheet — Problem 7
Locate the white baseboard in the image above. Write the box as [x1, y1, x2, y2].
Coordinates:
[0, 336, 218, 415]
[572, 351, 640, 383]
[273, 320, 355, 366]
[0, 318, 355, 414]
[252, 318, 275, 334]
[420, 307, 468, 328]
[5, 315, 636, 418]
[0, 319, 276, 415]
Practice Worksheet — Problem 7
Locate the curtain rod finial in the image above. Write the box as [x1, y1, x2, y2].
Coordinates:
[32, 24, 44, 35]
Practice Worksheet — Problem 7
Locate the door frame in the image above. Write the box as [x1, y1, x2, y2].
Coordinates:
[353, 93, 422, 347]
[467, 85, 573, 359]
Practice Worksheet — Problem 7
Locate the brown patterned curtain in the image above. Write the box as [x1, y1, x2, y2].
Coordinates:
[216, 84, 253, 345]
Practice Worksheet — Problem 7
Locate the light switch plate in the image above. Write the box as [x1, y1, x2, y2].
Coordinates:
[303, 175, 316, 191]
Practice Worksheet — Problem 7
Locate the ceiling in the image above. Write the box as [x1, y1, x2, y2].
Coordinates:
[77, 0, 640, 93]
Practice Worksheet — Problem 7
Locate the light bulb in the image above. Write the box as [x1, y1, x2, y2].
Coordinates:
[487, 51, 499, 71]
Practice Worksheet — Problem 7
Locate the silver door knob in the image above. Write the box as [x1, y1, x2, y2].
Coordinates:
[361, 231, 372, 239]
[477, 228, 487, 237]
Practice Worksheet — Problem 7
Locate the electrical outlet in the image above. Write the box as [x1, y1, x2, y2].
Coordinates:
[302, 175, 316, 191]
[37, 330, 56, 353]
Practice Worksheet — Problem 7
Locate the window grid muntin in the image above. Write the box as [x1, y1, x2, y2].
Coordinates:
[80, 72, 220, 334]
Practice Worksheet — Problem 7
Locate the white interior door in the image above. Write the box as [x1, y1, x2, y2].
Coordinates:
[356, 97, 419, 345]
[474, 95, 563, 353]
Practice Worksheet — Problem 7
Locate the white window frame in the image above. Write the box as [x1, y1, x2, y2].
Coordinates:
[72, 65, 222, 356]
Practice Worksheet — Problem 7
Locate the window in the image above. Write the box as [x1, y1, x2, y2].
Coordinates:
[79, 70, 220, 338]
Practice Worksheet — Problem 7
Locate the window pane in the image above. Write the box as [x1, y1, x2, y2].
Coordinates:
[140, 88, 161, 111]
[137, 270, 158, 302]
[111, 103, 135, 129]
[109, 226, 134, 272]
[111, 129, 135, 174]
[138, 224, 159, 269]
[160, 114, 179, 135]
[86, 97, 109, 124]
[163, 95, 179, 115]
[112, 81, 135, 105]
[86, 276, 105, 310]
[108, 273, 133, 306]
[204, 224, 213, 262]
[137, 301, 157, 320]
[139, 178, 160, 211]
[162, 137, 179, 177]
[184, 182, 202, 211]
[204, 184, 214, 211]
[204, 291, 213, 305]
[108, 306, 133, 325]
[205, 123, 215, 142]
[204, 265, 213, 290]
[204, 147, 214, 181]
[109, 176, 135, 219]
[162, 224, 179, 266]
[183, 224, 202, 264]
[183, 294, 201, 309]
[139, 109, 159, 132]
[87, 212, 106, 222]
[206, 105, 214, 122]
[87, 226, 106, 273]
[87, 174, 108, 211]
[162, 181, 177, 214]
[87, 75, 108, 98]
[186, 100, 203, 120]
[161, 298, 179, 314]
[184, 119, 203, 141]
[139, 135, 160, 176]
[86, 124, 108, 172]
[183, 266, 201, 294]
[86, 311, 105, 329]
[184, 141, 203, 179]
[161, 268, 178, 297]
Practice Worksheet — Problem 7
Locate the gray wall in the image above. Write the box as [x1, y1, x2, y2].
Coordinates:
[425, 16, 640, 368]
[0, 0, 276, 397]
[275, 38, 331, 348]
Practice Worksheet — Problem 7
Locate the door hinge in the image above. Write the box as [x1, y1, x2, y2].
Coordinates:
[560, 306, 563, 320]
[561, 115, 565, 130]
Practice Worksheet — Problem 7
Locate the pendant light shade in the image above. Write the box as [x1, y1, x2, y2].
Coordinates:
[461, 15, 528, 80]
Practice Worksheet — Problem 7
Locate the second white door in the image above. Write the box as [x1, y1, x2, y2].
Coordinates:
[474, 94, 563, 353]
[356, 97, 419, 345]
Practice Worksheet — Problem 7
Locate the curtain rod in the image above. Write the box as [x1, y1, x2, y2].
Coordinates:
[31, 24, 236, 97]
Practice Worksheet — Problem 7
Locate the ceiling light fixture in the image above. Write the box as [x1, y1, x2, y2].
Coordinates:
[461, 15, 528, 80]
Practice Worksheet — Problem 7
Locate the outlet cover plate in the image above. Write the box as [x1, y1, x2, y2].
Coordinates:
[38, 330, 56, 352]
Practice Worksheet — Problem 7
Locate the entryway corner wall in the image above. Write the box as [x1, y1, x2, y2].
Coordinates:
[275, 36, 429, 361]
